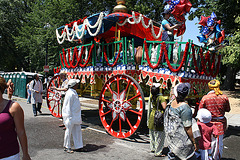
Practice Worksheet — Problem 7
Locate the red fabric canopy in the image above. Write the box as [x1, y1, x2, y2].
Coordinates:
[96, 12, 162, 42]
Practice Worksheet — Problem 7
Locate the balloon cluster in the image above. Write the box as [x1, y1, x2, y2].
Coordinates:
[197, 12, 225, 45]
[164, 0, 192, 22]
[163, 0, 192, 36]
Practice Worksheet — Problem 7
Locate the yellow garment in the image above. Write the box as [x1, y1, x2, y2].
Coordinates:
[208, 79, 223, 95]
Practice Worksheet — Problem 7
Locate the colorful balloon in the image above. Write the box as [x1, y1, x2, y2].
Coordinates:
[163, 0, 192, 36]
[197, 12, 225, 46]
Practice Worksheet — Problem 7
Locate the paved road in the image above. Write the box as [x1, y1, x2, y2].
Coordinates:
[7, 95, 240, 160]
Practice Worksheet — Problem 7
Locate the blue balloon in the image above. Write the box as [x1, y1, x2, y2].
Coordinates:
[210, 12, 217, 20]
[171, 0, 180, 6]
[207, 18, 215, 27]
[202, 26, 211, 35]
[215, 24, 221, 32]
[215, 24, 222, 39]
[197, 35, 208, 43]
[163, 0, 170, 3]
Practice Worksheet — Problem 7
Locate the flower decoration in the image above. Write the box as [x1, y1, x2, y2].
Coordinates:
[107, 90, 132, 121]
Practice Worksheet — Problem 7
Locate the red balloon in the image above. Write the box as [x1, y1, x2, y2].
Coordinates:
[218, 30, 225, 43]
[177, 23, 186, 36]
[199, 16, 210, 26]
[179, 0, 192, 13]
[173, 14, 185, 22]
[172, 4, 186, 16]
[171, 0, 192, 22]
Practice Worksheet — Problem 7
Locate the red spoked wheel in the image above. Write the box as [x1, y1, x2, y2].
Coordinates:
[47, 75, 62, 118]
[99, 74, 145, 139]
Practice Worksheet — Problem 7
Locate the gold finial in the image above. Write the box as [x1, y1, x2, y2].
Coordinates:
[113, 0, 127, 13]
[116, 0, 125, 5]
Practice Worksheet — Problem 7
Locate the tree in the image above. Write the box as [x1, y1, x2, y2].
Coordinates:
[0, 0, 30, 71]
[189, 0, 240, 90]
[14, 0, 164, 74]
[221, 16, 240, 90]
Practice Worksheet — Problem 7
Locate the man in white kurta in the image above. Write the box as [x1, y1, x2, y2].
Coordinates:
[62, 79, 83, 152]
[29, 74, 43, 116]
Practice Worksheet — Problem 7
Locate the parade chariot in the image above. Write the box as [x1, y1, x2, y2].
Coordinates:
[47, 0, 223, 139]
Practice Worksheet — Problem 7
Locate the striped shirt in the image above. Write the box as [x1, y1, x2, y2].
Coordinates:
[199, 91, 230, 135]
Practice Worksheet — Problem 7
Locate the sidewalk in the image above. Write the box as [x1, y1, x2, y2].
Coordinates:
[8, 94, 240, 131]
[225, 113, 240, 131]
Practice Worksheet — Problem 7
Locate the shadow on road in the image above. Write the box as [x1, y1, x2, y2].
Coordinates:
[224, 128, 240, 139]
[84, 144, 106, 152]
[82, 109, 150, 142]
[38, 113, 53, 116]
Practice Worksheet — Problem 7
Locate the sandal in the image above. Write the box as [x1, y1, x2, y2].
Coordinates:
[65, 148, 74, 153]
[154, 153, 166, 157]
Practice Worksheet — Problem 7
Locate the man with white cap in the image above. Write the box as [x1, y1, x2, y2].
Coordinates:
[196, 108, 218, 160]
[199, 79, 230, 159]
[62, 79, 85, 153]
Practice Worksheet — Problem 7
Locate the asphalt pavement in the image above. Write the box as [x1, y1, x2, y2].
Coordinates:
[4, 94, 240, 160]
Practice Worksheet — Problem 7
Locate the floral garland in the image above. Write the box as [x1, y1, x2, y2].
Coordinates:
[69, 47, 84, 68]
[117, 11, 163, 39]
[79, 44, 94, 67]
[60, 51, 65, 68]
[191, 44, 221, 77]
[163, 42, 189, 72]
[204, 51, 211, 76]
[62, 49, 71, 68]
[211, 52, 216, 72]
[56, 12, 104, 44]
[53, 66, 61, 74]
[143, 40, 163, 69]
[210, 54, 221, 77]
[103, 43, 122, 67]
[191, 45, 204, 75]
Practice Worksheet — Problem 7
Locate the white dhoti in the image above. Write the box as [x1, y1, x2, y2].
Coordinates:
[64, 120, 83, 149]
[62, 87, 83, 150]
[211, 134, 223, 160]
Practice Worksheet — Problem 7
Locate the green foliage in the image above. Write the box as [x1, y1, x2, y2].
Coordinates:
[189, 0, 240, 89]
[1, 0, 165, 73]
[221, 16, 240, 68]
[0, 0, 29, 71]
[189, 0, 240, 35]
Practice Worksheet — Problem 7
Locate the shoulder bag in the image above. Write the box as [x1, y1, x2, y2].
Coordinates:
[154, 98, 164, 128]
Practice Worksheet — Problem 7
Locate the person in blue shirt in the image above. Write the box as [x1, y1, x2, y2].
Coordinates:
[161, 10, 181, 63]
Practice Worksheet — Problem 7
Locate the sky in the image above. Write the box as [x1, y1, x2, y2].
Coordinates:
[182, 17, 201, 46]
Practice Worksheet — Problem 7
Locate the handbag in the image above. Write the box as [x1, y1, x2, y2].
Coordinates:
[154, 98, 164, 128]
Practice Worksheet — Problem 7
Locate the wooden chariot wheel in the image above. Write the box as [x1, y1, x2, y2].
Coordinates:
[46, 75, 62, 118]
[99, 74, 145, 139]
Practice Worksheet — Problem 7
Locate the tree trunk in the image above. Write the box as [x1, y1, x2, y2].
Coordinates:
[222, 66, 236, 90]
